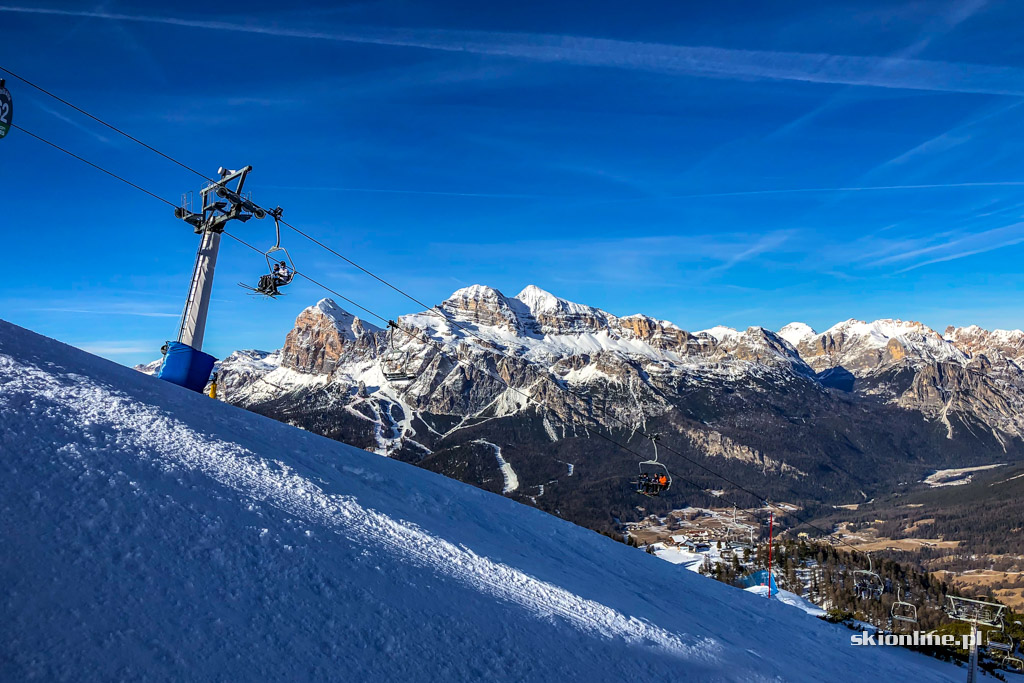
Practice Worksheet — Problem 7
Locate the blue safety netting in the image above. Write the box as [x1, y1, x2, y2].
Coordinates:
[739, 569, 778, 596]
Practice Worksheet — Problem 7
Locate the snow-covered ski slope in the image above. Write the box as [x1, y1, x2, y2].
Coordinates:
[0, 320, 957, 682]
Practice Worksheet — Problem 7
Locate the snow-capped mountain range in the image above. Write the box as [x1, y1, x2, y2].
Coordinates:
[140, 284, 1024, 530]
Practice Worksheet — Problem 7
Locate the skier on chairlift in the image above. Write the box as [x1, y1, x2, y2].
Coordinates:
[273, 260, 294, 287]
[637, 471, 667, 496]
[257, 261, 293, 297]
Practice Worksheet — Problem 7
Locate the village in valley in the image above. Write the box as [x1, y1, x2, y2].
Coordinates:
[625, 502, 1024, 673]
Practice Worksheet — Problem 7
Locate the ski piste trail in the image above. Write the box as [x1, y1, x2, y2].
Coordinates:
[472, 439, 519, 493]
[0, 319, 959, 681]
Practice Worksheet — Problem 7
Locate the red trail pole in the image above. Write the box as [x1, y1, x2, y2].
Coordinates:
[767, 511, 774, 599]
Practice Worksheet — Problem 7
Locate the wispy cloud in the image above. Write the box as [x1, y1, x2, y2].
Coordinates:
[766, 0, 992, 139]
[847, 221, 1024, 273]
[40, 307, 179, 318]
[6, 6, 1024, 95]
[709, 231, 793, 273]
[874, 100, 1024, 172]
[33, 100, 112, 144]
[75, 341, 156, 355]
[258, 179, 1024, 205]
[591, 181, 1024, 204]
[255, 185, 542, 199]
[892, 222, 1024, 272]
[431, 231, 796, 285]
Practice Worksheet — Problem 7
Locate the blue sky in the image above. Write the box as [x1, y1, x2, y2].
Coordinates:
[4, 0, 1024, 366]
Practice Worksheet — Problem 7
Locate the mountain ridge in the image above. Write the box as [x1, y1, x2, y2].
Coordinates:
[137, 284, 1024, 531]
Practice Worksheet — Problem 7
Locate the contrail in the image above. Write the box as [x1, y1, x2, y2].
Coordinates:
[255, 185, 541, 199]
[7, 6, 1024, 95]
[592, 181, 1024, 204]
[689, 181, 1024, 198]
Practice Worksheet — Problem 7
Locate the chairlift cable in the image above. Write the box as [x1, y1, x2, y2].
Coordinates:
[0, 65, 217, 183]
[11, 123, 178, 208]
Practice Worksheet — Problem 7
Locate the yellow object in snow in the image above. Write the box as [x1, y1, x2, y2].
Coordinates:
[208, 380, 217, 399]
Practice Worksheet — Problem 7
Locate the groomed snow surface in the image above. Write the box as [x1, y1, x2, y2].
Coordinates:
[0, 320, 959, 681]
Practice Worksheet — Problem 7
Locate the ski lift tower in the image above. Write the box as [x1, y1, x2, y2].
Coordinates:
[157, 166, 267, 392]
[946, 595, 1007, 683]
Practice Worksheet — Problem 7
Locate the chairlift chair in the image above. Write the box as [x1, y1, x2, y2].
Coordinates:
[988, 627, 1014, 660]
[853, 555, 884, 600]
[635, 433, 672, 497]
[730, 534, 754, 552]
[724, 507, 752, 550]
[240, 207, 294, 298]
[891, 586, 918, 624]
[988, 629, 1024, 673]
[381, 320, 416, 383]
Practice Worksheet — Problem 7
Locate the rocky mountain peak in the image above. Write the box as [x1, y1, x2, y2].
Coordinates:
[618, 314, 692, 351]
[697, 326, 739, 342]
[281, 298, 378, 375]
[945, 324, 1024, 362]
[777, 322, 816, 348]
[312, 298, 379, 340]
[440, 285, 521, 331]
[794, 317, 964, 375]
[718, 327, 809, 368]
[511, 285, 615, 335]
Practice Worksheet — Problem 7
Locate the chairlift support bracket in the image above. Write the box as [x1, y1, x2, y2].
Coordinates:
[946, 595, 1007, 627]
